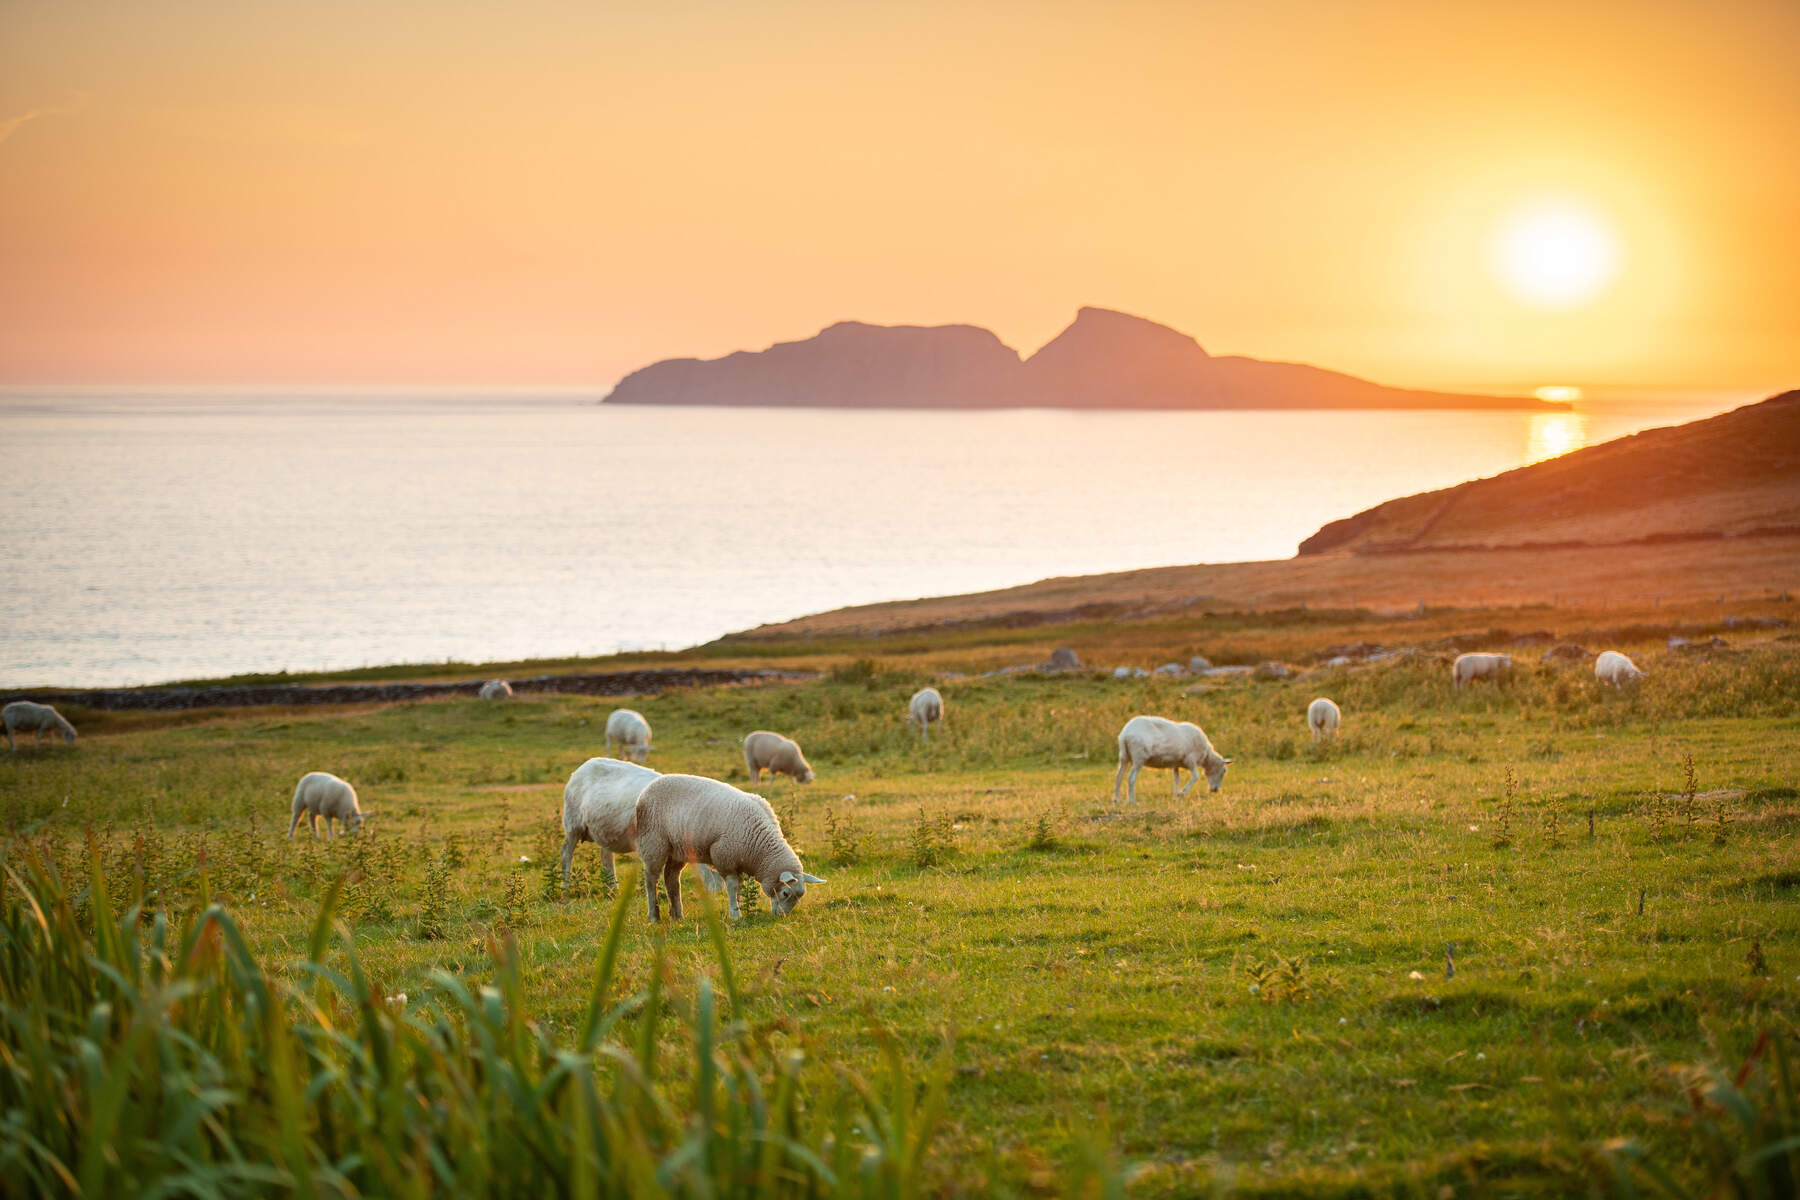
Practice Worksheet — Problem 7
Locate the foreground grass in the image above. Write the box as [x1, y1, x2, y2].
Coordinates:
[4, 612, 1799, 1195]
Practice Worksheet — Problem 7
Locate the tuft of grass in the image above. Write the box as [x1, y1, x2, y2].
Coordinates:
[0, 843, 1052, 1199]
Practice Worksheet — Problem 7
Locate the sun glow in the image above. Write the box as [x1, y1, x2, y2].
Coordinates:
[1526, 412, 1589, 463]
[1490, 200, 1621, 310]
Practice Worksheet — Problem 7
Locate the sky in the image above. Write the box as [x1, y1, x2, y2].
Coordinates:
[2, 0, 1797, 394]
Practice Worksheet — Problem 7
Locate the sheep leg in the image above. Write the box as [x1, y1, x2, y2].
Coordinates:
[308, 812, 321, 838]
[697, 865, 724, 892]
[642, 849, 663, 921]
[561, 829, 581, 886]
[601, 849, 616, 888]
[324, 815, 336, 839]
[1175, 766, 1196, 797]
[663, 862, 684, 921]
[725, 874, 742, 920]
[3, 725, 12, 751]
[1126, 762, 1144, 806]
[288, 809, 303, 839]
[1112, 754, 1128, 805]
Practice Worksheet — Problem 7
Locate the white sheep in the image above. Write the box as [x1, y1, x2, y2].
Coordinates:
[744, 730, 814, 784]
[634, 773, 824, 920]
[908, 687, 944, 741]
[1452, 652, 1512, 689]
[1113, 715, 1232, 806]
[478, 679, 513, 700]
[605, 708, 652, 762]
[1595, 650, 1647, 687]
[2, 701, 77, 750]
[1307, 697, 1341, 743]
[560, 756, 722, 891]
[288, 771, 364, 838]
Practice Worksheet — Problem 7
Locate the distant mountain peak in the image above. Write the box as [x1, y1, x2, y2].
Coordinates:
[602, 308, 1555, 411]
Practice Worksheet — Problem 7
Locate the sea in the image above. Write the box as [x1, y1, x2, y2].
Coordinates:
[0, 389, 1758, 687]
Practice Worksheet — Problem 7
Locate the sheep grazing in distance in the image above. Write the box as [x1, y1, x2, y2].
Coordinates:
[605, 708, 652, 763]
[1114, 715, 1232, 806]
[634, 773, 824, 920]
[908, 687, 944, 741]
[288, 771, 364, 839]
[560, 756, 722, 891]
[1307, 697, 1341, 744]
[1452, 652, 1512, 689]
[478, 679, 513, 700]
[2, 701, 77, 750]
[1595, 650, 1647, 687]
[744, 730, 814, 784]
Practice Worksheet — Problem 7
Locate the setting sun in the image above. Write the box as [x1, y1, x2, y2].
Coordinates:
[1490, 200, 1622, 310]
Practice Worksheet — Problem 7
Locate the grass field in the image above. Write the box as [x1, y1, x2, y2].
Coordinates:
[5, 601, 1799, 1196]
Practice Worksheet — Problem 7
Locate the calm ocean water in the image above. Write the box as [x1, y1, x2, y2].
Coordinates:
[0, 391, 1753, 687]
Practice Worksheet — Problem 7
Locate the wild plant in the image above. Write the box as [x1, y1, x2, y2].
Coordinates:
[417, 850, 451, 940]
[1681, 751, 1701, 831]
[1543, 803, 1563, 849]
[823, 802, 870, 866]
[1492, 767, 1517, 850]
[1026, 812, 1060, 852]
[909, 808, 955, 869]
[538, 826, 563, 903]
[501, 866, 529, 929]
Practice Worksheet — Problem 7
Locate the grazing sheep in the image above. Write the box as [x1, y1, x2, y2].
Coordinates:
[560, 757, 722, 891]
[1452, 652, 1512, 689]
[288, 771, 364, 839]
[1307, 697, 1341, 743]
[478, 679, 513, 700]
[908, 687, 944, 741]
[634, 773, 824, 920]
[1595, 650, 1647, 687]
[1113, 715, 1232, 806]
[2, 701, 77, 750]
[744, 730, 814, 784]
[605, 708, 652, 762]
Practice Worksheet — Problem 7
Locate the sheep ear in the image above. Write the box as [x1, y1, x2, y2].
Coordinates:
[1222, 758, 1234, 765]
[800, 873, 826, 884]
[779, 871, 796, 884]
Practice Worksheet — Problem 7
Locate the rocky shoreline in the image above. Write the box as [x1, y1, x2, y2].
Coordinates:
[3, 668, 808, 713]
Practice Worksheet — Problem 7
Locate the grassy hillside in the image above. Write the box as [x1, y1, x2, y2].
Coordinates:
[5, 601, 1799, 1195]
[1300, 391, 1800, 554]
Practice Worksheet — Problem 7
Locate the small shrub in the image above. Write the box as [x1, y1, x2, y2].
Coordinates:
[1026, 813, 1060, 852]
[1493, 767, 1517, 849]
[501, 867, 528, 929]
[823, 803, 871, 867]
[909, 808, 955, 869]
[416, 851, 451, 940]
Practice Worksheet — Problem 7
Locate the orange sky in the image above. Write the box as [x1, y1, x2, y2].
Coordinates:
[2, 0, 1796, 393]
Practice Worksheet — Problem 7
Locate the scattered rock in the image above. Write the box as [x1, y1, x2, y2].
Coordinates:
[1324, 655, 1355, 668]
[1253, 661, 1292, 680]
[1673, 636, 1729, 652]
[1045, 647, 1083, 671]
[1541, 643, 1590, 661]
[1318, 642, 1386, 661]
[1152, 662, 1185, 677]
[1724, 615, 1787, 629]
[1202, 665, 1255, 677]
[1187, 655, 1213, 672]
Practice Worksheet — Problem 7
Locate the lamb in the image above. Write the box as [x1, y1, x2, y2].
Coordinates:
[604, 708, 652, 763]
[1113, 715, 1232, 806]
[478, 679, 513, 700]
[1452, 652, 1512, 689]
[744, 730, 814, 784]
[908, 687, 944, 741]
[1595, 650, 1647, 687]
[288, 771, 364, 838]
[1307, 697, 1341, 743]
[2, 701, 77, 750]
[634, 773, 824, 920]
[560, 756, 722, 891]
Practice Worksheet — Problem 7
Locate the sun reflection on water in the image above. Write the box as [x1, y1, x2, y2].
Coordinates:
[1526, 412, 1589, 463]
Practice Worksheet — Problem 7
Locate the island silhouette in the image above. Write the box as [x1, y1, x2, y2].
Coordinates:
[603, 306, 1562, 411]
